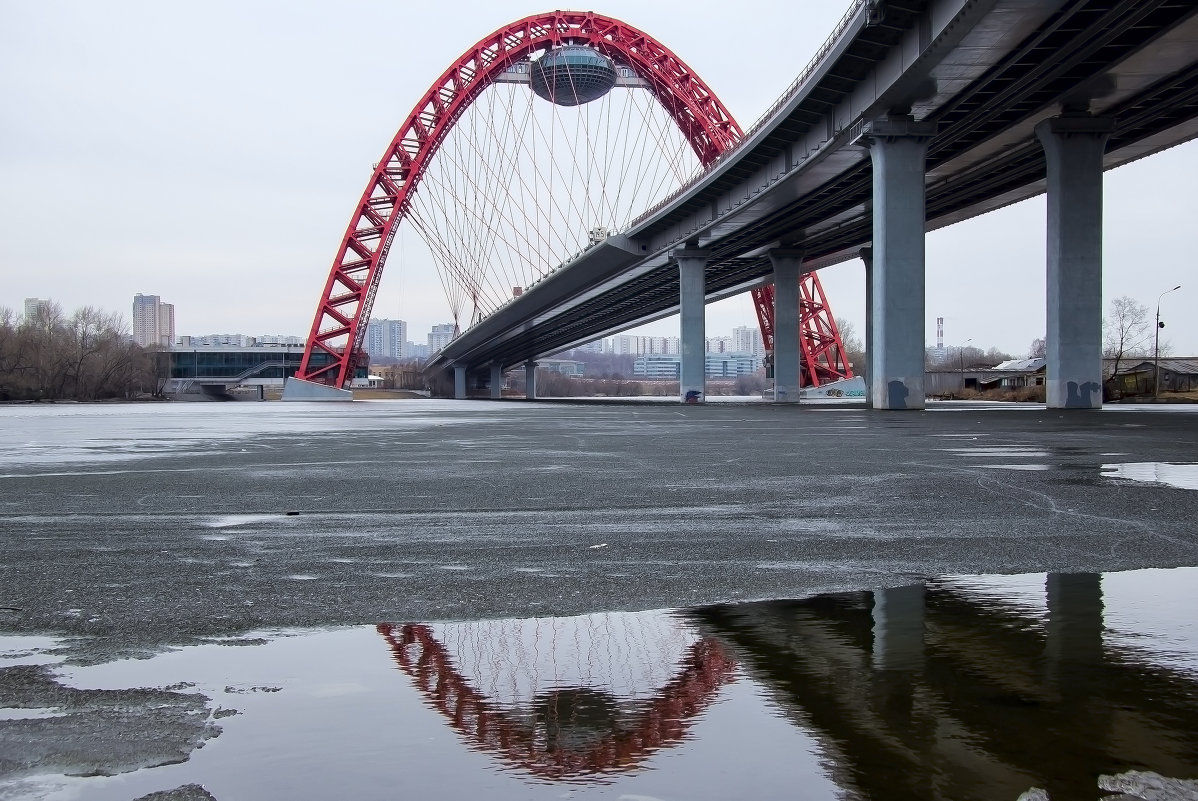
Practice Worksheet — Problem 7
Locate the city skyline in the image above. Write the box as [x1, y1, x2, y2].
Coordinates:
[3, 2, 1195, 359]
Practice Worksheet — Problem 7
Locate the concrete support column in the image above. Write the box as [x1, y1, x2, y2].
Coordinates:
[524, 361, 537, 400]
[453, 366, 467, 400]
[857, 116, 936, 410]
[859, 247, 874, 407]
[676, 249, 709, 403]
[489, 364, 503, 400]
[1035, 115, 1113, 409]
[871, 583, 926, 672]
[769, 249, 804, 403]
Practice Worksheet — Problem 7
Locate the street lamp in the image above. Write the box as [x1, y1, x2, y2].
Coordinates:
[959, 338, 972, 394]
[1154, 285, 1181, 400]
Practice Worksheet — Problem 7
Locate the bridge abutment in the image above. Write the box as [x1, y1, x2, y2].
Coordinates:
[1035, 115, 1113, 410]
[769, 249, 804, 404]
[858, 116, 937, 410]
[676, 249, 709, 404]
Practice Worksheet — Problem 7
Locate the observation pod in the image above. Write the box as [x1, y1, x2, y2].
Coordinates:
[531, 45, 617, 106]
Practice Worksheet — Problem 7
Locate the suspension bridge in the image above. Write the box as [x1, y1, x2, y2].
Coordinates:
[283, 0, 1198, 409]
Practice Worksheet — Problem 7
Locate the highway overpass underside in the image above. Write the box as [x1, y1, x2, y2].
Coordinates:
[426, 0, 1198, 410]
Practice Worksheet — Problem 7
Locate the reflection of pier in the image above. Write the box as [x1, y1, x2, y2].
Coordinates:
[377, 620, 736, 780]
[691, 575, 1198, 801]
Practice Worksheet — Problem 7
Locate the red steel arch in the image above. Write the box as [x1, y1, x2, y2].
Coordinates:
[296, 10, 851, 388]
[297, 11, 741, 387]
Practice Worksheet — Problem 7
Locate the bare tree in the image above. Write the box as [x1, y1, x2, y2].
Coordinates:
[834, 316, 865, 371]
[0, 300, 158, 401]
[1028, 337, 1046, 358]
[1103, 296, 1153, 379]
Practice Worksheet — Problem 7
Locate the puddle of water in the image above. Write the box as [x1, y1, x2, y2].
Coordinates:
[204, 514, 289, 528]
[3, 568, 1197, 801]
[1102, 462, 1198, 490]
[941, 447, 1051, 457]
[0, 707, 68, 721]
[976, 463, 1052, 471]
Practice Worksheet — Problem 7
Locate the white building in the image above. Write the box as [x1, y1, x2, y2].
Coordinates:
[428, 323, 456, 354]
[733, 325, 766, 359]
[365, 318, 407, 359]
[23, 298, 52, 323]
[633, 352, 761, 378]
[705, 336, 734, 354]
[256, 334, 305, 346]
[132, 294, 175, 348]
[614, 335, 679, 355]
[186, 334, 254, 347]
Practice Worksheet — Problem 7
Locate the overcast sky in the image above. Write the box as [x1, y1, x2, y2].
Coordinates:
[2, 0, 1194, 358]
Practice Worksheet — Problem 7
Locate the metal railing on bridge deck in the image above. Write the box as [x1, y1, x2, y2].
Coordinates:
[625, 0, 870, 233]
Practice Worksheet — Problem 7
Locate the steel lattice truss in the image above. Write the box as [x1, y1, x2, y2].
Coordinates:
[296, 10, 852, 388]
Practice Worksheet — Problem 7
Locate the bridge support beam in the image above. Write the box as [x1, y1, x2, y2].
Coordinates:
[490, 364, 503, 400]
[769, 249, 804, 403]
[524, 361, 537, 400]
[857, 116, 936, 410]
[676, 249, 709, 403]
[453, 366, 466, 400]
[1035, 115, 1113, 409]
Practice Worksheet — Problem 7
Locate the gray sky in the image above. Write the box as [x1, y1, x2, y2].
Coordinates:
[2, 0, 1194, 357]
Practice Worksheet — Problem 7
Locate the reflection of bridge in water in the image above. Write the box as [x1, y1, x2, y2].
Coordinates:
[691, 573, 1198, 801]
[379, 575, 1197, 798]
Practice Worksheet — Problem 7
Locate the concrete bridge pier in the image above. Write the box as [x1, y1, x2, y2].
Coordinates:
[524, 361, 537, 399]
[769, 249, 804, 404]
[872, 583, 926, 671]
[857, 115, 937, 410]
[859, 247, 874, 407]
[489, 364, 503, 400]
[454, 366, 467, 400]
[1035, 115, 1113, 410]
[675, 249, 709, 404]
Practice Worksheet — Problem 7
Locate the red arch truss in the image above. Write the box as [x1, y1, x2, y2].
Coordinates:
[296, 11, 741, 387]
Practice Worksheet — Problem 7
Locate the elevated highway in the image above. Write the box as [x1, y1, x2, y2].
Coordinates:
[426, 0, 1198, 408]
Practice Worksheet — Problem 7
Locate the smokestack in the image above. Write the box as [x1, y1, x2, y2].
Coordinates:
[936, 316, 944, 350]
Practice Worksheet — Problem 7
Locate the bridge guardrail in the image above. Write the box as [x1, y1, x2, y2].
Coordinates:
[625, 0, 869, 233]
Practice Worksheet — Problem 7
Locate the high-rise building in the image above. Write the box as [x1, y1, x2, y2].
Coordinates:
[365, 318, 408, 359]
[23, 298, 52, 323]
[428, 323, 456, 354]
[705, 336, 733, 354]
[613, 335, 679, 355]
[132, 294, 175, 347]
[732, 325, 766, 359]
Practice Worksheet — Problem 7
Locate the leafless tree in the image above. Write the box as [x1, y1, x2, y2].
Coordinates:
[0, 300, 157, 401]
[834, 316, 865, 370]
[1103, 296, 1153, 379]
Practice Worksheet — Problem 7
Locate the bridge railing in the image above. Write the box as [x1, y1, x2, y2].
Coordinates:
[625, 0, 869, 233]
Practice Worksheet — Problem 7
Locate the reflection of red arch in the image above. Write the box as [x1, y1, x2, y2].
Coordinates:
[377, 622, 737, 779]
[297, 11, 850, 389]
